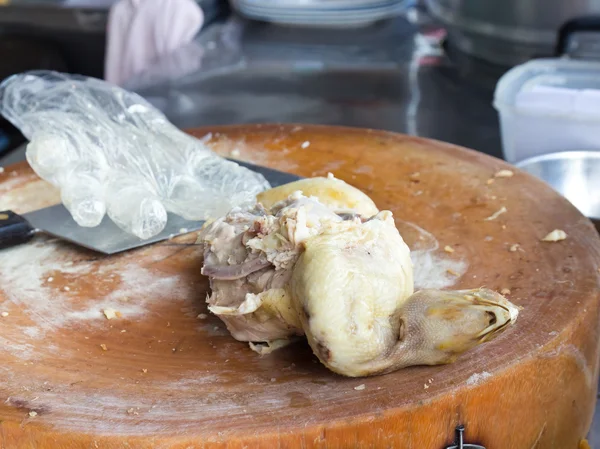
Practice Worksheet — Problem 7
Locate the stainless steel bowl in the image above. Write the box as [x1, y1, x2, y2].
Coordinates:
[516, 151, 600, 228]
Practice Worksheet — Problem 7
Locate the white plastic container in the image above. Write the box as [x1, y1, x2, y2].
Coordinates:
[493, 58, 600, 164]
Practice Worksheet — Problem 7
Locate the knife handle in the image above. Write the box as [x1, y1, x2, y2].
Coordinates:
[0, 210, 36, 250]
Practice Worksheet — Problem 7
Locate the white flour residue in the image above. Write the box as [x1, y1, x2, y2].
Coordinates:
[397, 220, 468, 289]
[0, 337, 36, 360]
[62, 302, 146, 322]
[0, 239, 191, 349]
[466, 371, 492, 386]
[3, 374, 336, 435]
[0, 178, 61, 213]
[22, 326, 41, 338]
[0, 172, 39, 194]
[539, 343, 593, 389]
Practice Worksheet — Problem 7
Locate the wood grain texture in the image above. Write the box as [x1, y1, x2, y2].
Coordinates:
[0, 124, 599, 449]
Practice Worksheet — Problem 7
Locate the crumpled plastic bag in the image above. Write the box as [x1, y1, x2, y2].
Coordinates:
[0, 70, 270, 239]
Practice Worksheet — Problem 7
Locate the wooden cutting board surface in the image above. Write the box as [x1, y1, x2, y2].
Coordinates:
[0, 124, 599, 449]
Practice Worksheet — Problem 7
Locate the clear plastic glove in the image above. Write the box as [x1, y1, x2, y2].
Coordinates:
[0, 71, 270, 239]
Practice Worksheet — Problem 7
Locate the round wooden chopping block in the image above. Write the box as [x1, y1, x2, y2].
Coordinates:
[0, 125, 599, 449]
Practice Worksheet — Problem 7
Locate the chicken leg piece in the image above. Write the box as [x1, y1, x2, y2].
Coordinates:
[290, 209, 519, 377]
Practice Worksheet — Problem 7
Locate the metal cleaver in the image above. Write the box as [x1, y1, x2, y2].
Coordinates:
[0, 160, 302, 255]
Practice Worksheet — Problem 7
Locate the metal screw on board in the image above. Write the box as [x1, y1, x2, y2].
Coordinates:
[445, 425, 486, 449]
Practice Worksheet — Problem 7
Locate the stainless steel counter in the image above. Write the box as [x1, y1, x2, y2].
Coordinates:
[128, 12, 508, 159]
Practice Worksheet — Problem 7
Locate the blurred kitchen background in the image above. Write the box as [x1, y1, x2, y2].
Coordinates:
[1, 0, 599, 163]
[0, 0, 599, 441]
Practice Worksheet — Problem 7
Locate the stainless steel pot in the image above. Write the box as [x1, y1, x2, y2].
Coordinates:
[426, 0, 600, 66]
[516, 151, 600, 230]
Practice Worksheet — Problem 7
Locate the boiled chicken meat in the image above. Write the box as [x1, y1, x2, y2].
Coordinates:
[197, 177, 520, 377]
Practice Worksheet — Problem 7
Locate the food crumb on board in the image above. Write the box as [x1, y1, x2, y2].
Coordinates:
[446, 269, 460, 277]
[494, 169, 514, 178]
[486, 178, 494, 185]
[28, 411, 37, 417]
[103, 308, 118, 320]
[542, 229, 567, 242]
[301, 141, 310, 149]
[47, 277, 54, 282]
[1, 312, 8, 317]
[579, 438, 592, 449]
[423, 383, 429, 389]
[63, 286, 70, 291]
[121, 330, 127, 333]
[443, 245, 455, 253]
[126, 408, 139, 416]
[231, 149, 241, 157]
[509, 243, 520, 252]
[484, 206, 507, 221]
[197, 313, 208, 320]
[428, 378, 433, 384]
[141, 369, 147, 374]
[500, 288, 511, 295]
[354, 384, 366, 391]
[100, 344, 108, 351]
